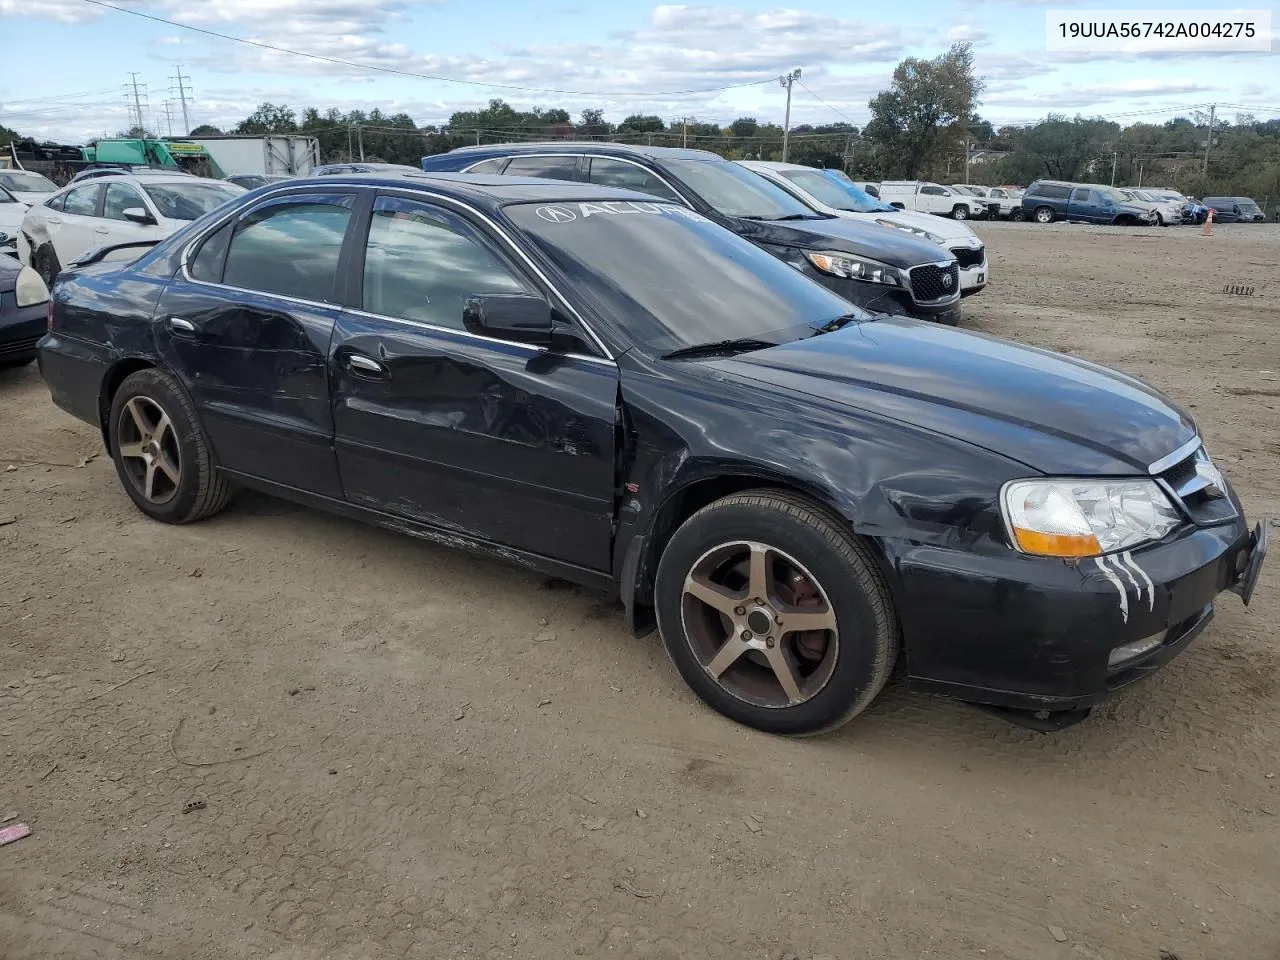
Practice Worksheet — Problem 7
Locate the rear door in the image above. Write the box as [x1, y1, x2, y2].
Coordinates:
[49, 183, 104, 264]
[152, 189, 359, 497]
[329, 191, 619, 571]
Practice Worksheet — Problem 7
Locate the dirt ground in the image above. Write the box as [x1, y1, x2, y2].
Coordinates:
[1, 222, 1278, 960]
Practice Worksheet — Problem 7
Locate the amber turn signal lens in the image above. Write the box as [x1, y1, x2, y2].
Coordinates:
[1011, 527, 1102, 558]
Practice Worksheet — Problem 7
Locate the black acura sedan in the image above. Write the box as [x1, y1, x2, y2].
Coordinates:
[421, 143, 963, 325]
[37, 172, 1267, 735]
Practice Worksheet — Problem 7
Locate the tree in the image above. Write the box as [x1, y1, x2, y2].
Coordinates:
[234, 103, 298, 135]
[578, 108, 610, 137]
[188, 124, 223, 137]
[863, 42, 985, 178]
[1018, 114, 1119, 182]
[617, 114, 665, 134]
[730, 117, 760, 139]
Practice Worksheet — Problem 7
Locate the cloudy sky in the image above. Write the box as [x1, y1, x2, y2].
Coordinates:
[1, 0, 1277, 142]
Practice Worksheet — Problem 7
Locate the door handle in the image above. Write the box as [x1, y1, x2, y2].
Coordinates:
[94, 227, 110, 235]
[168, 317, 195, 334]
[347, 354, 387, 378]
[47, 217, 62, 225]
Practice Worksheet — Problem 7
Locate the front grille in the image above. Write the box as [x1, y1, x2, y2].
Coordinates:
[953, 245, 985, 269]
[0, 335, 40, 359]
[908, 262, 961, 303]
[1156, 444, 1238, 526]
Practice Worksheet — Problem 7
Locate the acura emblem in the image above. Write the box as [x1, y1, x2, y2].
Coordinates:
[535, 205, 577, 223]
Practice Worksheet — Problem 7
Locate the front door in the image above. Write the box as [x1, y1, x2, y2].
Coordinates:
[330, 193, 618, 572]
[152, 190, 358, 498]
[101, 182, 169, 247]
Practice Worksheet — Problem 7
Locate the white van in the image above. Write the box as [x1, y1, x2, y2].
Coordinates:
[878, 181, 987, 220]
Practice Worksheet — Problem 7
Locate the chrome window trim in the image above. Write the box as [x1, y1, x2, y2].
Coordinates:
[460, 153, 692, 209]
[178, 182, 616, 361]
[1147, 436, 1202, 476]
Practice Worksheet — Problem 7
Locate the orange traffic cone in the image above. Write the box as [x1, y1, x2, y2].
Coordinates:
[1202, 207, 1214, 236]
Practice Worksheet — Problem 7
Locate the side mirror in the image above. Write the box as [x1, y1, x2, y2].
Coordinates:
[123, 207, 155, 225]
[462, 294, 553, 346]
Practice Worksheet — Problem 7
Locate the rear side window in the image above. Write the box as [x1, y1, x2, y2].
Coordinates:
[464, 158, 505, 174]
[1030, 183, 1071, 199]
[62, 184, 102, 216]
[1072, 188, 1093, 202]
[222, 195, 354, 301]
[502, 155, 580, 180]
[586, 158, 681, 201]
[920, 185, 945, 196]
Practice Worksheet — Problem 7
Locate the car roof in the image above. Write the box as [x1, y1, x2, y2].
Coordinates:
[736, 160, 812, 172]
[439, 141, 722, 162]
[64, 173, 232, 188]
[279, 170, 683, 207]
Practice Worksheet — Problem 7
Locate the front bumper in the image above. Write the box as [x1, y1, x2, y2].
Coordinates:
[888, 513, 1267, 714]
[0, 291, 46, 365]
[958, 261, 988, 294]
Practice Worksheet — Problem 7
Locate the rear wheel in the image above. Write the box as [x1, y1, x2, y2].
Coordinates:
[951, 204, 969, 220]
[1034, 206, 1055, 224]
[108, 368, 233, 524]
[655, 491, 898, 735]
[1008, 208, 1024, 222]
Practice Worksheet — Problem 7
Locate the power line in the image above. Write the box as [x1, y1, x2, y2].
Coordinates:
[76, 0, 780, 99]
[0, 87, 120, 106]
[795, 79, 857, 125]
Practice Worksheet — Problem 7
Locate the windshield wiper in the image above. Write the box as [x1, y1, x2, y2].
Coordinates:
[810, 312, 864, 336]
[755, 212, 825, 221]
[662, 337, 779, 360]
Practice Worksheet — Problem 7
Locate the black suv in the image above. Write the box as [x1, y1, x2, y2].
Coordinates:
[421, 143, 962, 324]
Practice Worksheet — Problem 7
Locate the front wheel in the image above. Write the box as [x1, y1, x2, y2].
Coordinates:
[109, 368, 233, 523]
[1155, 212, 1165, 226]
[654, 491, 899, 735]
[34, 244, 61, 288]
[951, 205, 969, 220]
[1034, 206, 1055, 224]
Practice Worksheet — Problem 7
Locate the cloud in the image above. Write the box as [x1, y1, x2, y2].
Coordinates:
[986, 80, 1219, 110]
[947, 24, 990, 44]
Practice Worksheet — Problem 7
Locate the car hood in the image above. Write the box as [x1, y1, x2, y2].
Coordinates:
[13, 191, 54, 206]
[846, 209, 979, 244]
[706, 318, 1197, 476]
[734, 214, 954, 268]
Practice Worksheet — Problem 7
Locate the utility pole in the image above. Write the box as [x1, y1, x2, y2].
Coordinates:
[1110, 151, 1117, 185]
[1202, 103, 1216, 174]
[126, 73, 147, 134]
[161, 100, 174, 137]
[347, 124, 353, 160]
[779, 68, 800, 162]
[1137, 160, 1144, 187]
[357, 124, 365, 161]
[682, 118, 688, 148]
[964, 137, 972, 183]
[169, 66, 192, 135]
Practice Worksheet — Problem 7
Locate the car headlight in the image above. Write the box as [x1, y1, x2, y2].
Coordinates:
[15, 265, 50, 308]
[875, 219, 942, 244]
[805, 251, 902, 286]
[1001, 478, 1182, 558]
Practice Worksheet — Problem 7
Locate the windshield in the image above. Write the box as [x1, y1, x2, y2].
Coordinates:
[142, 181, 244, 220]
[664, 159, 821, 220]
[0, 171, 57, 193]
[1131, 190, 1158, 202]
[779, 168, 892, 213]
[505, 199, 854, 353]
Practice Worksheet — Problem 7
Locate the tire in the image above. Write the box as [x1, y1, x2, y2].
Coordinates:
[1008, 208, 1024, 222]
[34, 244, 61, 288]
[654, 490, 899, 736]
[1155, 213, 1165, 226]
[1033, 206, 1055, 224]
[108, 368, 233, 524]
[951, 205, 969, 220]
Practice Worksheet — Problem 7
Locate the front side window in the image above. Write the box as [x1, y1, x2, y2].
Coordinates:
[62, 184, 102, 217]
[222, 195, 354, 301]
[142, 181, 243, 221]
[502, 155, 580, 181]
[190, 221, 233, 283]
[362, 195, 532, 329]
[663, 159, 817, 220]
[464, 158, 505, 174]
[920, 185, 945, 196]
[586, 158, 681, 202]
[506, 199, 852, 353]
[103, 183, 149, 221]
[1072, 188, 1093, 202]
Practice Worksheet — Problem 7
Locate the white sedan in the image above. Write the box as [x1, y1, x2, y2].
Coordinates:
[739, 161, 989, 296]
[0, 170, 59, 207]
[18, 173, 245, 284]
[0, 186, 25, 255]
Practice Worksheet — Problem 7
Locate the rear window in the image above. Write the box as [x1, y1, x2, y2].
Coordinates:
[1029, 183, 1071, 199]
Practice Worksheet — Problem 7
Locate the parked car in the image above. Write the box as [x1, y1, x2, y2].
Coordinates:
[1115, 188, 1183, 226]
[0, 186, 25, 254]
[0, 170, 59, 207]
[225, 173, 294, 190]
[1177, 196, 1210, 224]
[421, 143, 963, 324]
[1021, 181, 1157, 225]
[877, 181, 988, 220]
[0, 252, 49, 369]
[36, 172, 1267, 733]
[313, 162, 422, 176]
[69, 164, 196, 184]
[953, 184, 1024, 220]
[740, 161, 988, 296]
[17, 173, 244, 286]
[1203, 196, 1266, 223]
[1141, 188, 1198, 223]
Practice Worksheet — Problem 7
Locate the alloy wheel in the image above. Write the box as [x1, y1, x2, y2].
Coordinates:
[680, 540, 839, 708]
[116, 396, 182, 504]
